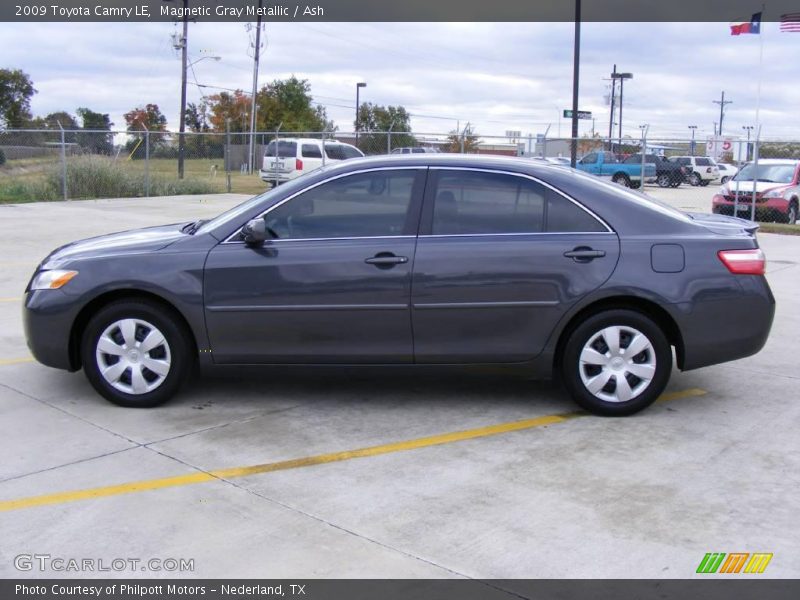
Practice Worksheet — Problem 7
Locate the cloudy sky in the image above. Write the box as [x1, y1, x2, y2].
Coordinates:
[2, 21, 798, 142]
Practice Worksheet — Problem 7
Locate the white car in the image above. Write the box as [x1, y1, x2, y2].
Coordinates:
[260, 138, 364, 185]
[717, 163, 739, 184]
[668, 156, 721, 186]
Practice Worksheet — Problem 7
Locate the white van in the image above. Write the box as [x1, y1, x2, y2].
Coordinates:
[260, 138, 364, 185]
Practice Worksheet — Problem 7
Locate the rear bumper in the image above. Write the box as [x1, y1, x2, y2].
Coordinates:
[259, 169, 296, 183]
[23, 290, 80, 371]
[672, 276, 775, 371]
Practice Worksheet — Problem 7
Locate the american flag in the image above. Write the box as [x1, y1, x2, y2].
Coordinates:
[780, 12, 800, 32]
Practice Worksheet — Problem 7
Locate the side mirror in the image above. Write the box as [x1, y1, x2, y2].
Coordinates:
[242, 218, 267, 246]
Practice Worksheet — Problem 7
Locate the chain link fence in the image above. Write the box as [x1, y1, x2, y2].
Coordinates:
[1, 128, 797, 224]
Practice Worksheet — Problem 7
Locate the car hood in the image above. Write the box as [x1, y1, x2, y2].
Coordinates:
[722, 180, 788, 194]
[41, 223, 188, 268]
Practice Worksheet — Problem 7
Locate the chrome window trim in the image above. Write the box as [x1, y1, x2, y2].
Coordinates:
[222, 166, 427, 244]
[428, 166, 614, 234]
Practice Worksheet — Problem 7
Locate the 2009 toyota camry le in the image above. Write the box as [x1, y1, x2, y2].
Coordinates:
[23, 154, 775, 416]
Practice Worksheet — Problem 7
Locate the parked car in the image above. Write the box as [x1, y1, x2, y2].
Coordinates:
[623, 154, 686, 188]
[576, 150, 656, 188]
[391, 147, 441, 154]
[712, 159, 800, 224]
[668, 156, 721, 186]
[717, 163, 739, 184]
[24, 155, 774, 416]
[260, 138, 363, 185]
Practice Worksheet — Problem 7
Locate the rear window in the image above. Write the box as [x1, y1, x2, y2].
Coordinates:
[265, 141, 297, 158]
[695, 158, 712, 166]
[342, 145, 363, 159]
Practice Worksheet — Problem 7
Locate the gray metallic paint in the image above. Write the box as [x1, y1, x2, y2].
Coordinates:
[23, 154, 774, 381]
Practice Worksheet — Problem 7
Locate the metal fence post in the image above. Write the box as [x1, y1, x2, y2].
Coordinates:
[225, 119, 232, 193]
[57, 120, 68, 201]
[142, 124, 150, 198]
[733, 137, 743, 216]
[750, 127, 761, 222]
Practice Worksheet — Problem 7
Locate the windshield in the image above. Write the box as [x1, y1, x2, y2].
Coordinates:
[195, 164, 339, 236]
[734, 163, 796, 183]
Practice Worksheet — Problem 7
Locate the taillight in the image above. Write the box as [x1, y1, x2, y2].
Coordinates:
[718, 249, 766, 275]
[296, 158, 303, 170]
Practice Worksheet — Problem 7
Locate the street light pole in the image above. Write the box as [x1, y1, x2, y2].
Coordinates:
[355, 82, 366, 145]
[688, 125, 697, 156]
[569, 0, 581, 168]
[743, 125, 753, 161]
[247, 0, 263, 175]
[607, 64, 617, 151]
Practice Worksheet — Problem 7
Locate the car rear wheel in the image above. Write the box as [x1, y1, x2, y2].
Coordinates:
[81, 300, 192, 407]
[689, 172, 701, 186]
[657, 174, 671, 188]
[700, 180, 710, 187]
[721, 176, 730, 184]
[560, 309, 672, 416]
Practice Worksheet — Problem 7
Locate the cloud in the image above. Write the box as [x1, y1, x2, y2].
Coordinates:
[1, 21, 796, 141]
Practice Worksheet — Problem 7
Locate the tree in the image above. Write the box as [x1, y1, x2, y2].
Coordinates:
[0, 69, 36, 128]
[76, 107, 114, 155]
[124, 104, 168, 157]
[355, 103, 415, 153]
[256, 76, 333, 132]
[27, 110, 80, 145]
[441, 124, 480, 153]
[207, 90, 251, 134]
[184, 101, 221, 158]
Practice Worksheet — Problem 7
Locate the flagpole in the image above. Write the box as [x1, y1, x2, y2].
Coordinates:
[751, 3, 765, 221]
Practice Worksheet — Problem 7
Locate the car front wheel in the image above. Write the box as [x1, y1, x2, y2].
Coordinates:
[657, 174, 671, 188]
[81, 300, 192, 407]
[689, 173, 701, 186]
[560, 309, 672, 416]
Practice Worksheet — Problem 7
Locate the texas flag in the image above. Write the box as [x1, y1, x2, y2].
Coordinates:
[731, 12, 762, 35]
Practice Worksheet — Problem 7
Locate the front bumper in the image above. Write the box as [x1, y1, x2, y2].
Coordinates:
[23, 289, 81, 371]
[713, 195, 790, 219]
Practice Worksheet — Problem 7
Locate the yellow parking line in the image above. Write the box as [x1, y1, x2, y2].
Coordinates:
[0, 357, 34, 366]
[0, 297, 21, 303]
[0, 387, 706, 513]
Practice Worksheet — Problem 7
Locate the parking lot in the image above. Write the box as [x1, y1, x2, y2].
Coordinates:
[0, 185, 798, 580]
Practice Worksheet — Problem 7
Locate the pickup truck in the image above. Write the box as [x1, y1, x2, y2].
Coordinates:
[576, 150, 656, 188]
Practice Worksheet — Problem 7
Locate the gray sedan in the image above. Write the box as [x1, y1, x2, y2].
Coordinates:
[23, 155, 774, 416]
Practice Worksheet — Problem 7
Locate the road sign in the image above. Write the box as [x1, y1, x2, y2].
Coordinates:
[563, 110, 592, 120]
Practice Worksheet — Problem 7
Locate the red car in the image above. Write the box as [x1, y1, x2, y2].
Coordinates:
[712, 159, 800, 224]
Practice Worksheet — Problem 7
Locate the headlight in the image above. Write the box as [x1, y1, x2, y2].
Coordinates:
[30, 270, 79, 290]
[763, 188, 786, 199]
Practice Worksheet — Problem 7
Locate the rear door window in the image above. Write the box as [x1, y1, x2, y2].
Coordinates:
[324, 144, 346, 160]
[265, 141, 297, 158]
[301, 144, 322, 158]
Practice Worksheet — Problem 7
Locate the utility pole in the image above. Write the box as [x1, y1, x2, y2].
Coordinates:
[743, 125, 753, 161]
[607, 64, 617, 151]
[177, 0, 189, 179]
[713, 91, 732, 136]
[569, 0, 581, 167]
[688, 125, 697, 156]
[247, 1, 263, 175]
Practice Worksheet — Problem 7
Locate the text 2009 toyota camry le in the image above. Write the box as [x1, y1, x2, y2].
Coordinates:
[23, 155, 775, 416]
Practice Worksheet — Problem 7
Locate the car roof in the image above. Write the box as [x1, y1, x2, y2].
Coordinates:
[270, 137, 351, 146]
[749, 159, 800, 165]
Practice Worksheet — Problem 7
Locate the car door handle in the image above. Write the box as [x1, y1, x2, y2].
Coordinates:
[365, 253, 409, 268]
[564, 247, 606, 262]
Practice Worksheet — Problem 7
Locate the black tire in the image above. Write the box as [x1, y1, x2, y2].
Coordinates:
[630, 181, 641, 189]
[81, 299, 193, 408]
[690, 172, 701, 186]
[721, 176, 730, 184]
[612, 173, 631, 188]
[700, 180, 710, 187]
[657, 174, 671, 188]
[786, 201, 798, 225]
[560, 309, 672, 416]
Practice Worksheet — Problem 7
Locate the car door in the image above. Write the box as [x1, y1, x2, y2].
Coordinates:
[410, 168, 620, 363]
[579, 152, 600, 175]
[204, 167, 426, 364]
